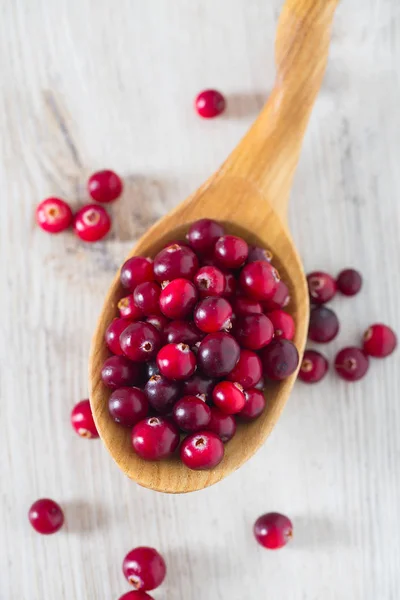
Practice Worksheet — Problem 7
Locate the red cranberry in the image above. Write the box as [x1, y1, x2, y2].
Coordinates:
[247, 246, 273, 263]
[71, 399, 99, 438]
[187, 218, 225, 254]
[254, 512, 293, 549]
[132, 417, 179, 460]
[120, 322, 162, 362]
[28, 499, 64, 535]
[120, 257, 154, 292]
[195, 90, 226, 118]
[267, 309, 295, 340]
[164, 320, 204, 345]
[133, 282, 161, 316]
[227, 349, 262, 389]
[234, 314, 274, 350]
[194, 297, 233, 333]
[145, 375, 181, 414]
[307, 271, 337, 304]
[119, 592, 154, 600]
[182, 373, 215, 401]
[146, 314, 169, 332]
[222, 272, 237, 298]
[239, 388, 266, 420]
[260, 339, 299, 380]
[123, 546, 166, 590]
[207, 408, 236, 442]
[239, 260, 280, 301]
[298, 350, 328, 383]
[194, 266, 225, 298]
[154, 243, 198, 282]
[88, 169, 123, 203]
[213, 381, 245, 414]
[363, 323, 397, 358]
[108, 387, 148, 427]
[105, 318, 130, 355]
[309, 306, 339, 343]
[263, 281, 290, 311]
[173, 395, 211, 432]
[334, 347, 369, 381]
[214, 235, 248, 269]
[73, 204, 111, 242]
[159, 278, 198, 319]
[180, 431, 224, 469]
[101, 356, 142, 389]
[157, 343, 196, 380]
[336, 268, 362, 296]
[118, 295, 144, 320]
[36, 197, 73, 233]
[233, 296, 263, 316]
[198, 332, 240, 377]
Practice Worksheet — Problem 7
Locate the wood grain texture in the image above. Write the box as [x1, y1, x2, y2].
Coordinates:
[1, 0, 400, 598]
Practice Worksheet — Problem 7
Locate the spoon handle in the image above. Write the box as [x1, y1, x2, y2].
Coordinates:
[220, 0, 339, 223]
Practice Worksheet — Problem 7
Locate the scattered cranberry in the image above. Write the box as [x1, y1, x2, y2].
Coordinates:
[145, 375, 181, 414]
[308, 306, 339, 343]
[334, 347, 369, 381]
[159, 278, 198, 319]
[194, 297, 233, 333]
[108, 387, 148, 427]
[28, 498, 64, 535]
[239, 261, 280, 301]
[298, 350, 329, 383]
[363, 323, 397, 358]
[307, 271, 337, 304]
[195, 89, 226, 118]
[120, 322, 162, 362]
[247, 246, 273, 263]
[207, 408, 236, 442]
[267, 309, 295, 340]
[233, 296, 263, 316]
[254, 512, 293, 549]
[213, 381, 245, 414]
[88, 169, 123, 203]
[73, 204, 111, 242]
[194, 265, 225, 297]
[222, 272, 237, 298]
[146, 314, 169, 332]
[71, 399, 99, 438]
[263, 280, 290, 311]
[120, 257, 154, 292]
[133, 282, 161, 316]
[227, 349, 262, 389]
[182, 373, 215, 401]
[164, 320, 204, 345]
[157, 343, 196, 380]
[154, 243, 198, 282]
[197, 332, 240, 377]
[118, 592, 154, 600]
[132, 417, 180, 460]
[214, 235, 248, 269]
[180, 431, 224, 469]
[101, 356, 142, 389]
[36, 197, 73, 233]
[173, 396, 211, 432]
[260, 339, 299, 380]
[239, 388, 266, 420]
[187, 219, 225, 254]
[336, 268, 362, 296]
[105, 318, 130, 355]
[118, 295, 144, 320]
[123, 546, 166, 591]
[234, 314, 274, 350]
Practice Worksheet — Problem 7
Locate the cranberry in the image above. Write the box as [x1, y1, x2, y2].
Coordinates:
[298, 350, 328, 383]
[88, 169, 123, 203]
[118, 592, 154, 600]
[363, 323, 397, 358]
[197, 332, 240, 377]
[120, 257, 154, 292]
[260, 339, 299, 380]
[187, 218, 225, 254]
[239, 260, 280, 301]
[247, 246, 273, 263]
[234, 314, 274, 350]
[214, 235, 248, 269]
[263, 281, 290, 311]
[145, 375, 181, 414]
[73, 204, 111, 242]
[194, 297, 233, 333]
[118, 295, 144, 320]
[254, 512, 293, 549]
[154, 243, 198, 282]
[101, 356, 142, 389]
[133, 282, 161, 316]
[157, 343, 196, 380]
[336, 268, 362, 296]
[195, 90, 226, 118]
[28, 499, 64, 535]
[36, 197, 73, 233]
[108, 387, 148, 427]
[194, 266, 225, 298]
[132, 417, 179, 460]
[145, 361, 159, 379]
[267, 309, 295, 340]
[182, 373, 215, 401]
[207, 408, 236, 442]
[307, 271, 337, 304]
[159, 278, 198, 319]
[164, 320, 204, 345]
[309, 306, 339, 343]
[123, 546, 166, 591]
[173, 395, 211, 432]
[213, 381, 245, 414]
[227, 349, 262, 389]
[334, 347, 369, 381]
[105, 318, 130, 355]
[146, 314, 169, 332]
[120, 322, 162, 362]
[233, 296, 263, 316]
[180, 431, 224, 469]
[71, 399, 99, 438]
[222, 272, 237, 298]
[239, 388, 266, 420]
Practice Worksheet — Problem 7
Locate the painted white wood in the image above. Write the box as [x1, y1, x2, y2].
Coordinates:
[1, 1, 399, 598]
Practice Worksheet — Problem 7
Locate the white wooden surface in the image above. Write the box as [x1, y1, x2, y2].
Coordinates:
[1, 1, 400, 598]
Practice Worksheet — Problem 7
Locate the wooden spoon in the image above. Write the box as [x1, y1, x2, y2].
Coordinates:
[89, 0, 339, 493]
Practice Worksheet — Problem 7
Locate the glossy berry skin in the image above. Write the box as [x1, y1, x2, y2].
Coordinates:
[173, 395, 211, 432]
[234, 314, 274, 350]
[336, 268, 362, 296]
[120, 322, 162, 362]
[247, 246, 273, 263]
[73, 204, 111, 242]
[146, 314, 169, 332]
[334, 347, 369, 381]
[214, 235, 248, 269]
[263, 281, 290, 311]
[197, 332, 240, 377]
[180, 431, 224, 470]
[123, 546, 166, 591]
[145, 361, 159, 379]
[159, 278, 198, 319]
[108, 387, 148, 427]
[195, 89, 226, 118]
[71, 399, 99, 438]
[298, 350, 329, 383]
[153, 244, 199, 282]
[307, 271, 337, 304]
[213, 381, 245, 414]
[254, 513, 293, 549]
[118, 295, 144, 320]
[207, 408, 236, 442]
[157, 343, 196, 380]
[233, 296, 263, 316]
[118, 592, 154, 600]
[88, 169, 123, 203]
[101, 356, 142, 389]
[239, 260, 280, 301]
[144, 375, 181, 414]
[222, 273, 237, 298]
[182, 373, 215, 402]
[120, 257, 154, 292]
[164, 320, 204, 345]
[132, 417, 180, 461]
[227, 349, 262, 389]
[105, 318, 130, 355]
[267, 309, 295, 340]
[194, 266, 225, 298]
[194, 297, 233, 333]
[28, 499, 64, 535]
[309, 306, 340, 343]
[363, 323, 397, 358]
[260, 339, 299, 381]
[133, 282, 161, 316]
[187, 218, 225, 254]
[239, 388, 266, 420]
[36, 197, 73, 233]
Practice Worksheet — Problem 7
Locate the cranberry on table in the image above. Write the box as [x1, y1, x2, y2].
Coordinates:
[157, 343, 196, 380]
[132, 417, 180, 461]
[266, 309, 295, 340]
[28, 498, 64, 535]
[195, 89, 226, 118]
[239, 388, 266, 420]
[239, 260, 280, 302]
[247, 246, 273, 263]
[123, 546, 166, 591]
[263, 280, 290, 311]
[119, 592, 155, 600]
[71, 399, 99, 438]
[260, 339, 299, 380]
[187, 218, 225, 254]
[213, 381, 246, 414]
[159, 278, 198, 319]
[254, 512, 293, 549]
[145, 375, 181, 414]
[180, 431, 224, 470]
[133, 282, 161, 316]
[101, 356, 142, 389]
[194, 265, 225, 297]
[153, 243, 199, 282]
[36, 197, 73, 233]
[222, 272, 237, 298]
[197, 332, 240, 377]
[207, 408, 236, 442]
[227, 349, 262, 389]
[164, 320, 204, 345]
[308, 306, 340, 343]
[146, 314, 169, 332]
[182, 373, 215, 401]
[336, 268, 362, 296]
[334, 347, 369, 381]
[118, 295, 144, 320]
[233, 296, 263, 316]
[105, 317, 130, 355]
[363, 323, 397, 358]
[214, 235, 248, 269]
[120, 257, 154, 292]
[73, 204, 111, 242]
[108, 387, 148, 427]
[298, 350, 329, 383]
[234, 314, 274, 350]
[120, 322, 162, 362]
[88, 169, 123, 203]
[307, 271, 337, 304]
[194, 297, 233, 333]
[173, 395, 211, 432]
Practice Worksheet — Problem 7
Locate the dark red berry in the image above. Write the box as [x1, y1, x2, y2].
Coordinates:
[363, 323, 397, 358]
[222, 272, 237, 298]
[194, 297, 233, 333]
[133, 282, 161, 316]
[194, 265, 225, 298]
[207, 408, 236, 442]
[118, 295, 144, 320]
[73, 204, 111, 242]
[187, 218, 225, 254]
[180, 431, 224, 469]
[71, 399, 99, 438]
[88, 169, 123, 203]
[28, 499, 64, 535]
[182, 373, 215, 401]
[334, 347, 369, 381]
[298, 350, 328, 383]
[197, 332, 240, 377]
[247, 246, 273, 263]
[173, 395, 211, 432]
[232, 296, 263, 316]
[239, 388, 266, 420]
[132, 417, 179, 460]
[101, 356, 142, 389]
[123, 546, 166, 591]
[254, 512, 293, 549]
[153, 243, 198, 282]
[267, 309, 295, 340]
[336, 268, 362, 296]
[146, 314, 169, 332]
[260, 339, 299, 380]
[108, 387, 148, 427]
[118, 592, 154, 600]
[227, 349, 262, 389]
[105, 318, 130, 355]
[212, 381, 245, 414]
[309, 306, 339, 343]
[263, 281, 290, 311]
[214, 235, 248, 269]
[144, 375, 181, 414]
[120, 322, 162, 362]
[120, 257, 154, 292]
[36, 197, 73, 233]
[157, 343, 196, 380]
[164, 320, 204, 345]
[234, 314, 274, 350]
[195, 90, 226, 118]
[307, 271, 337, 304]
[159, 278, 198, 319]
[239, 260, 280, 301]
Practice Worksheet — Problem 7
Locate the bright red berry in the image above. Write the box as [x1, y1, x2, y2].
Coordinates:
[307, 271, 337, 304]
[187, 218, 225, 254]
[197, 332, 240, 377]
[101, 356, 143, 389]
[133, 282, 161, 316]
[108, 387, 148, 427]
[334, 347, 369, 381]
[227, 349, 262, 389]
[28, 498, 64, 535]
[195, 89, 226, 118]
[105, 318, 130, 355]
[214, 235, 248, 269]
[159, 278, 198, 319]
[132, 417, 180, 461]
[234, 314, 274, 350]
[207, 408, 236, 442]
[120, 322, 162, 362]
[239, 388, 266, 420]
[71, 399, 99, 438]
[336, 268, 362, 296]
[154, 243, 198, 282]
[309, 306, 339, 343]
[363, 323, 397, 358]
[266, 309, 295, 340]
[254, 512, 293, 549]
[36, 197, 73, 233]
[260, 339, 299, 380]
[173, 395, 211, 432]
[180, 431, 224, 469]
[212, 381, 245, 414]
[194, 297, 233, 333]
[118, 295, 144, 320]
[239, 260, 280, 301]
[88, 169, 123, 203]
[120, 257, 154, 292]
[123, 546, 166, 591]
[298, 350, 329, 383]
[194, 265, 225, 298]
[157, 343, 196, 380]
[73, 204, 111, 242]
